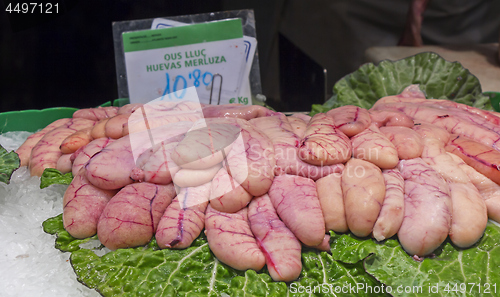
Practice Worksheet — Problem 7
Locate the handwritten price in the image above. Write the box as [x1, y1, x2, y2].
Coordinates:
[161, 69, 213, 100]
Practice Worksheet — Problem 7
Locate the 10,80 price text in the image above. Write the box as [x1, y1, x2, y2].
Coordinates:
[161, 70, 213, 100]
[5, 2, 59, 13]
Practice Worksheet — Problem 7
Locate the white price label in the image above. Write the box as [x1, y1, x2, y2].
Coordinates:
[123, 18, 246, 105]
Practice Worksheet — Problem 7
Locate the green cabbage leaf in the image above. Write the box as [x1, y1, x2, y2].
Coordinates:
[311, 52, 491, 115]
[40, 168, 73, 189]
[0, 144, 20, 184]
[43, 214, 387, 297]
[330, 223, 500, 297]
[43, 213, 500, 297]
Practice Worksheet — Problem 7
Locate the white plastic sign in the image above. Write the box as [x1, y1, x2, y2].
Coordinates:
[123, 18, 246, 105]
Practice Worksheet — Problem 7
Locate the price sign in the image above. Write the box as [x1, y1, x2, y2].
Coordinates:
[123, 18, 246, 105]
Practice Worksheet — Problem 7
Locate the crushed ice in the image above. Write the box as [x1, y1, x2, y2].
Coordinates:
[0, 132, 100, 297]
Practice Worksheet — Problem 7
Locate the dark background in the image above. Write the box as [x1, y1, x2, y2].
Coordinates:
[1, 0, 499, 113]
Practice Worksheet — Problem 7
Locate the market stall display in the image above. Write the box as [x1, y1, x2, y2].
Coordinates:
[1, 53, 500, 297]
